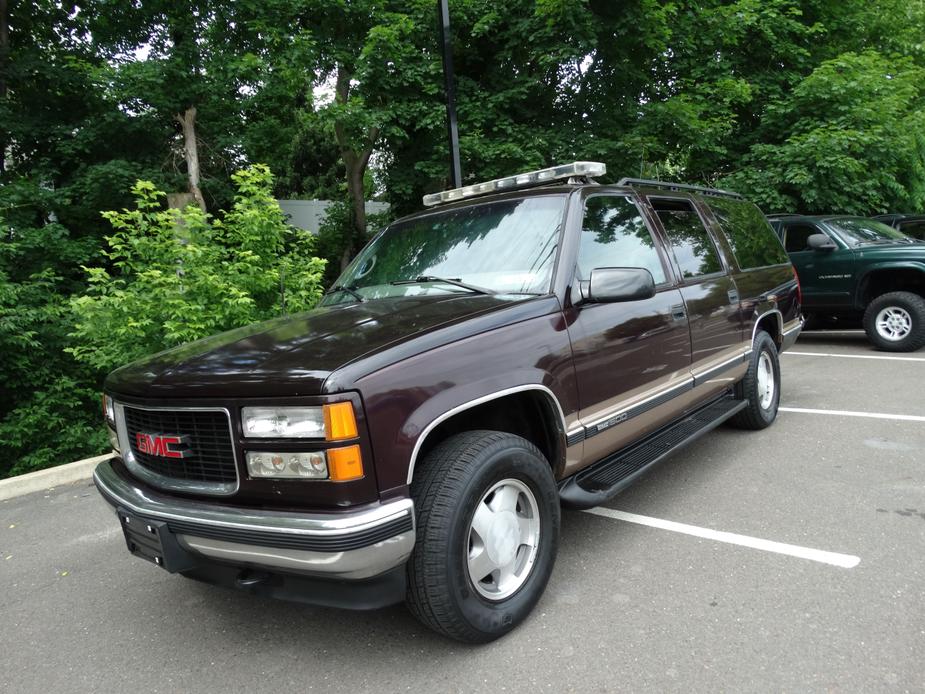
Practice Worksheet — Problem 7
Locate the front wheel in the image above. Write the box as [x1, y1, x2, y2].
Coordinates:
[406, 430, 560, 643]
[863, 291, 925, 352]
[730, 330, 781, 430]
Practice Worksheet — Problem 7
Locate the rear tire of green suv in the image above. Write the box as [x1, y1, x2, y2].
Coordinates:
[730, 330, 780, 430]
[406, 430, 560, 643]
[863, 291, 925, 352]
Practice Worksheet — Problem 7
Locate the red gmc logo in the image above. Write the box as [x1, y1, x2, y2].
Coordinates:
[135, 433, 192, 459]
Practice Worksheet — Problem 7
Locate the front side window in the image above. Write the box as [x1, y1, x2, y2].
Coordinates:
[321, 196, 566, 304]
[707, 197, 789, 269]
[784, 224, 824, 252]
[653, 199, 723, 279]
[577, 196, 666, 283]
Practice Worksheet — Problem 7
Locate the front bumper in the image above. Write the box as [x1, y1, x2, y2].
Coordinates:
[93, 459, 415, 581]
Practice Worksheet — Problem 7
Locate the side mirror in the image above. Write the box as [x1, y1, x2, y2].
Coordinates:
[587, 267, 656, 303]
[807, 233, 837, 251]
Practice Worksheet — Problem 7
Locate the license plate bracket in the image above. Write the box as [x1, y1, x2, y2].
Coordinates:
[117, 508, 199, 573]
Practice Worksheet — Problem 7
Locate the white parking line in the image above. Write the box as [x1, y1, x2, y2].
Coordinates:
[785, 350, 925, 362]
[779, 406, 925, 423]
[584, 507, 860, 569]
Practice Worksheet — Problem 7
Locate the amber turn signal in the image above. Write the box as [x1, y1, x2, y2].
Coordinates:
[323, 402, 358, 441]
[327, 445, 364, 482]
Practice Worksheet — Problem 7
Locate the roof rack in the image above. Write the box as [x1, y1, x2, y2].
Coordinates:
[617, 178, 743, 200]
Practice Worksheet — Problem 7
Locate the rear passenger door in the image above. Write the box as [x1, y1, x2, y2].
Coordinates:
[646, 197, 744, 378]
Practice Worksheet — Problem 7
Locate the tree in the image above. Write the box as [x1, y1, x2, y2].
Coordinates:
[720, 51, 925, 213]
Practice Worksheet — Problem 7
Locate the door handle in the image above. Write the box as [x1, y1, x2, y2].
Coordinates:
[727, 289, 740, 304]
[670, 304, 687, 321]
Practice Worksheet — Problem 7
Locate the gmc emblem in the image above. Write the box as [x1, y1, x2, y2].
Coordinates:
[135, 433, 192, 459]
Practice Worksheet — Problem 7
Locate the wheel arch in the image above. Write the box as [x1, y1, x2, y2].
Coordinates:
[855, 264, 925, 307]
[406, 385, 568, 485]
[751, 309, 783, 348]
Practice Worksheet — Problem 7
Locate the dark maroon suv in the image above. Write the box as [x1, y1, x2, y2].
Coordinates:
[94, 162, 802, 643]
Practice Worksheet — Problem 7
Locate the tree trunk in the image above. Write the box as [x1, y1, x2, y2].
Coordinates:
[333, 64, 379, 270]
[0, 0, 9, 174]
[176, 106, 207, 212]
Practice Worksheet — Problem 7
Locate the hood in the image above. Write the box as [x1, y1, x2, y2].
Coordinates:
[856, 242, 925, 259]
[105, 294, 534, 399]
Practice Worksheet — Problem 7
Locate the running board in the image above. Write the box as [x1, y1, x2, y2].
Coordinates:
[559, 394, 748, 510]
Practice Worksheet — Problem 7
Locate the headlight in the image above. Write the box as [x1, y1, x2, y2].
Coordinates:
[242, 406, 325, 438]
[241, 403, 358, 440]
[245, 446, 364, 482]
[246, 451, 328, 479]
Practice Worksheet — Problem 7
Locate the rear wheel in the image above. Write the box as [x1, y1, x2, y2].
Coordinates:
[731, 330, 781, 430]
[406, 430, 559, 643]
[863, 291, 925, 352]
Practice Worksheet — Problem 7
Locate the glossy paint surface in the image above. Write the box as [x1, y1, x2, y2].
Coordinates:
[104, 184, 801, 510]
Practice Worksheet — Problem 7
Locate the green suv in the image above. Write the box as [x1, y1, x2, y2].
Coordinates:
[768, 214, 925, 352]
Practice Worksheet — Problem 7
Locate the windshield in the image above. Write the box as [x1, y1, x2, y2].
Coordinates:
[827, 218, 911, 246]
[320, 196, 566, 304]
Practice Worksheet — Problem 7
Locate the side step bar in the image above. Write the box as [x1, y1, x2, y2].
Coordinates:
[559, 394, 748, 510]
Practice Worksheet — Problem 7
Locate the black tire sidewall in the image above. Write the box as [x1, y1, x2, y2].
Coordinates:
[753, 334, 781, 424]
[732, 331, 781, 430]
[442, 441, 559, 639]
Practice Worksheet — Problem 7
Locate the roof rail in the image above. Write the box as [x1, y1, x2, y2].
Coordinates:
[617, 178, 743, 200]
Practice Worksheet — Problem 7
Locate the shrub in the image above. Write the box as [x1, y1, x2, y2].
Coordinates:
[70, 165, 327, 373]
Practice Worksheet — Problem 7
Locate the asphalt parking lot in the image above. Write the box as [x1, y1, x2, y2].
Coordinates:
[2, 331, 923, 693]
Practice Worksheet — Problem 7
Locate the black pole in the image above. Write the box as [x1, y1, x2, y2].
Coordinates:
[438, 0, 462, 188]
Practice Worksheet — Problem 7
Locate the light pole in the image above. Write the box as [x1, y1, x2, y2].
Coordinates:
[437, 0, 462, 188]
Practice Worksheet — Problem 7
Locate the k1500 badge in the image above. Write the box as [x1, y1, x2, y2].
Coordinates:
[135, 433, 192, 459]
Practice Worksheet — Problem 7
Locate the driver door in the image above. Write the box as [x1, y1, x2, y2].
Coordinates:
[782, 222, 856, 309]
[565, 194, 691, 471]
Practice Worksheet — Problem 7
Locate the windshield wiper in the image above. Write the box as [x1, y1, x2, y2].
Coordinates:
[390, 275, 496, 295]
[326, 284, 366, 302]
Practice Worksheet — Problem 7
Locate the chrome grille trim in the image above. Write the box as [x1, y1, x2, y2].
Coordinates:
[114, 402, 240, 496]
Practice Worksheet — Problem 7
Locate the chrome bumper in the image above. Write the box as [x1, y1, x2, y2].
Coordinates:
[93, 460, 415, 580]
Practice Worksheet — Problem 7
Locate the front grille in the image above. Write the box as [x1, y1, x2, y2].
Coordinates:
[124, 407, 237, 485]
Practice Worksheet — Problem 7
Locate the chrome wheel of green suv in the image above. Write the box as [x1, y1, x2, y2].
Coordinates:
[863, 292, 925, 352]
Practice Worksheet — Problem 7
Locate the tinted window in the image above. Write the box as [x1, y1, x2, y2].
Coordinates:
[783, 224, 820, 252]
[898, 220, 925, 239]
[653, 200, 722, 279]
[707, 197, 789, 269]
[578, 196, 666, 283]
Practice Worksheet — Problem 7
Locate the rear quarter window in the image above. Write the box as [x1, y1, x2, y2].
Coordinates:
[706, 197, 789, 270]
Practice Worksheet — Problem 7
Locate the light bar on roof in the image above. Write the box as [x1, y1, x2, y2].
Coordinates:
[422, 161, 606, 207]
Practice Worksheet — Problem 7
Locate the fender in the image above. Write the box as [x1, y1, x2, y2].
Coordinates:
[854, 261, 925, 307]
[403, 377, 569, 485]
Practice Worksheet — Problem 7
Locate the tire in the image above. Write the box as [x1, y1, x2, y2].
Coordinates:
[406, 430, 560, 643]
[730, 330, 781, 430]
[862, 291, 925, 352]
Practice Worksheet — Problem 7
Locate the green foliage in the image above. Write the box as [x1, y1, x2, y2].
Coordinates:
[69, 165, 326, 373]
[0, 184, 108, 478]
[721, 51, 925, 213]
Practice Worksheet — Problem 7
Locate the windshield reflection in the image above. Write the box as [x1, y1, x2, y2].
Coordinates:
[321, 196, 567, 305]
